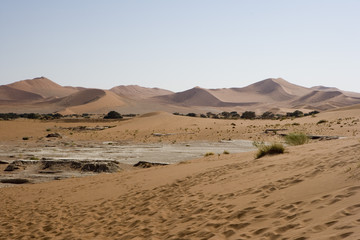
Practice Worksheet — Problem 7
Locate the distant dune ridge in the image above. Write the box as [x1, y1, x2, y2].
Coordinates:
[1, 76, 360, 114]
[110, 85, 173, 100]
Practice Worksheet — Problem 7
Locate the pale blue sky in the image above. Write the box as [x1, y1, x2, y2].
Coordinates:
[1, 0, 359, 92]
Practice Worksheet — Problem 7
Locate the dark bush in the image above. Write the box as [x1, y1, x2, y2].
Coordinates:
[261, 111, 275, 119]
[104, 111, 123, 119]
[241, 111, 256, 119]
[287, 110, 303, 118]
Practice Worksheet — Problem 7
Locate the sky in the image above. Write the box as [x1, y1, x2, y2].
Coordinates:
[1, 0, 360, 92]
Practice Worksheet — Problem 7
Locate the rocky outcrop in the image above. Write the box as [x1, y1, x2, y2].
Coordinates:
[4, 159, 120, 173]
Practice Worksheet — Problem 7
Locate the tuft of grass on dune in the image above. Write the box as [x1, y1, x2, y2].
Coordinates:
[284, 132, 309, 146]
[253, 141, 285, 159]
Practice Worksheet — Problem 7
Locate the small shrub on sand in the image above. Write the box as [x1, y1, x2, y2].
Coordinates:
[223, 150, 230, 154]
[317, 119, 328, 125]
[204, 152, 215, 157]
[284, 133, 309, 146]
[253, 141, 285, 159]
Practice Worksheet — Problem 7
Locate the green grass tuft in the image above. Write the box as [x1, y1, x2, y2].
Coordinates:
[284, 132, 309, 146]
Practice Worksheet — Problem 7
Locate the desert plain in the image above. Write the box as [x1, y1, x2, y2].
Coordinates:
[0, 105, 360, 240]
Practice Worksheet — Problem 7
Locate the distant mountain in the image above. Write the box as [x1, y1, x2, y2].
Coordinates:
[110, 85, 173, 99]
[1, 77, 360, 114]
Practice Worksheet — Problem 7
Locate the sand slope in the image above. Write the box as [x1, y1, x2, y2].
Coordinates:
[0, 85, 43, 102]
[6, 77, 78, 98]
[153, 78, 360, 111]
[61, 90, 127, 114]
[1, 107, 360, 239]
[2, 77, 360, 114]
[312, 86, 360, 98]
[156, 87, 235, 107]
[292, 90, 360, 110]
[0, 138, 359, 239]
[110, 85, 173, 99]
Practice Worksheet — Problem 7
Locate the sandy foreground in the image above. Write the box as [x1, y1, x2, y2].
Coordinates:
[0, 109, 360, 239]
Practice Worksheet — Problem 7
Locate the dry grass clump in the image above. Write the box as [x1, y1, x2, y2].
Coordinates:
[317, 119, 328, 125]
[253, 141, 285, 159]
[204, 152, 215, 157]
[284, 133, 309, 146]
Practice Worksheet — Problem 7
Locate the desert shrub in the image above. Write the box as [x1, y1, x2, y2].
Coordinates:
[186, 113, 197, 117]
[253, 141, 285, 159]
[221, 111, 230, 118]
[104, 111, 123, 119]
[317, 119, 328, 125]
[230, 111, 240, 119]
[261, 111, 275, 119]
[304, 110, 320, 116]
[223, 150, 230, 154]
[25, 113, 41, 119]
[284, 133, 309, 146]
[241, 111, 256, 119]
[286, 110, 304, 118]
[204, 152, 215, 157]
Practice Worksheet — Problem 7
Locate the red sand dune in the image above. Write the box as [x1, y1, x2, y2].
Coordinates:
[110, 85, 173, 99]
[6, 77, 78, 98]
[1, 77, 360, 114]
[0, 85, 43, 102]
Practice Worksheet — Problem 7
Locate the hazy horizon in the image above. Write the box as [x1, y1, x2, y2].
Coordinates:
[1, 1, 359, 93]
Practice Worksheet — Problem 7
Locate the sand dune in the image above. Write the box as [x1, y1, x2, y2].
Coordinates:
[2, 77, 360, 114]
[156, 87, 233, 107]
[53, 89, 106, 107]
[292, 90, 344, 108]
[6, 77, 78, 98]
[312, 86, 360, 98]
[1, 105, 360, 239]
[0, 85, 43, 102]
[292, 91, 360, 110]
[154, 78, 317, 110]
[110, 85, 173, 99]
[1, 135, 359, 239]
[1, 80, 360, 240]
[61, 90, 126, 114]
[231, 78, 299, 101]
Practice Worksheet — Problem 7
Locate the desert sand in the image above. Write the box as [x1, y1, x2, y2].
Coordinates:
[2, 77, 360, 115]
[0, 107, 360, 239]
